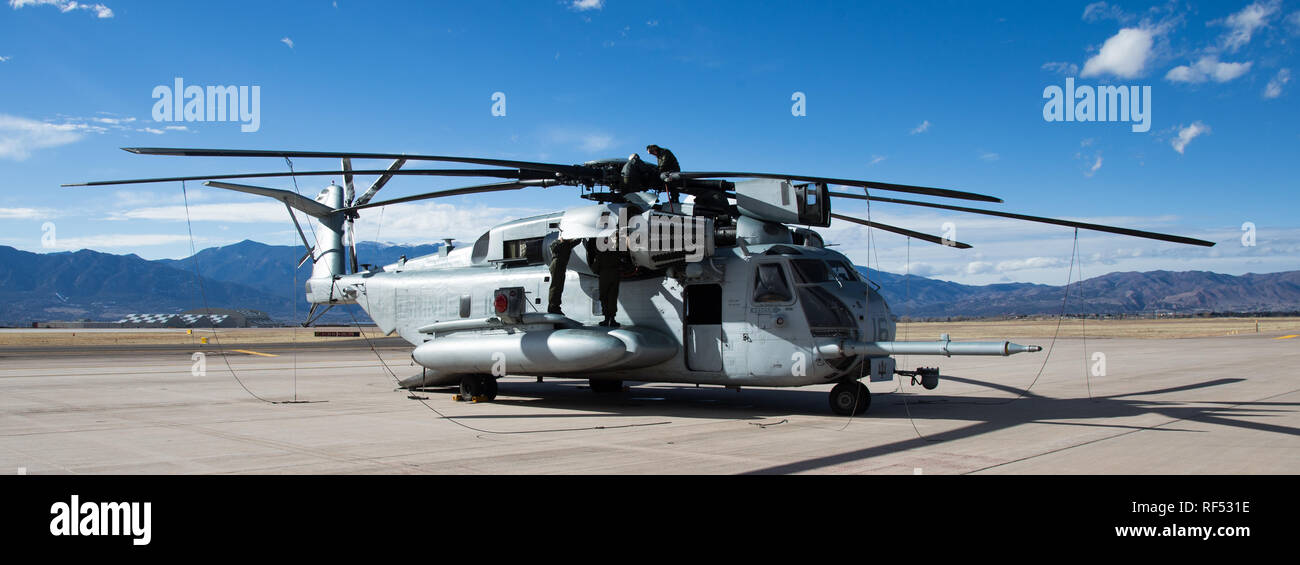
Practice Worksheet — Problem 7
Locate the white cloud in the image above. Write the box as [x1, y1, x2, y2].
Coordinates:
[994, 257, 1068, 273]
[569, 0, 603, 11]
[1264, 68, 1291, 98]
[91, 116, 134, 125]
[1041, 61, 1079, 75]
[1171, 121, 1210, 154]
[51, 233, 197, 249]
[280, 37, 294, 49]
[867, 155, 886, 167]
[108, 202, 290, 223]
[363, 202, 545, 243]
[1081, 27, 1156, 79]
[1216, 0, 1280, 52]
[0, 55, 10, 62]
[1165, 55, 1252, 83]
[979, 152, 999, 162]
[0, 114, 86, 160]
[9, 0, 113, 18]
[0, 207, 51, 219]
[909, 120, 930, 134]
[1086, 155, 1103, 177]
[1082, 2, 1134, 24]
[544, 128, 616, 154]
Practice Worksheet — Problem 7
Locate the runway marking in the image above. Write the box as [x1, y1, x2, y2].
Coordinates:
[229, 349, 279, 357]
[1275, 335, 1299, 340]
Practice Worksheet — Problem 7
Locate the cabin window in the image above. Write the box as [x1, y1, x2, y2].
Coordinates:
[752, 263, 793, 304]
[502, 237, 544, 266]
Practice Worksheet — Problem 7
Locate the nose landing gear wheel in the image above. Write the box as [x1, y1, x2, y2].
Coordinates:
[829, 381, 871, 416]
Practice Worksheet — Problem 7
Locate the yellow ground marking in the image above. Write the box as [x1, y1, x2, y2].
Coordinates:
[1274, 335, 1299, 340]
[229, 349, 279, 357]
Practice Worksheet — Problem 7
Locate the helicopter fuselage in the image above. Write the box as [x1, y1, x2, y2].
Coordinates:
[330, 234, 892, 389]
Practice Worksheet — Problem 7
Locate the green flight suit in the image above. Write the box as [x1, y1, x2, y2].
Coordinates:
[547, 238, 580, 314]
[591, 247, 623, 322]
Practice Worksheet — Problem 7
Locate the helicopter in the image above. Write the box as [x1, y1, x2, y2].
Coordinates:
[67, 147, 1215, 415]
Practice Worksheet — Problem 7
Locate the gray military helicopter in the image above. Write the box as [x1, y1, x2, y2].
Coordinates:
[69, 148, 1214, 415]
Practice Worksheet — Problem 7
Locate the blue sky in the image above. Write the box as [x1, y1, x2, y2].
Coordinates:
[1, 0, 1297, 284]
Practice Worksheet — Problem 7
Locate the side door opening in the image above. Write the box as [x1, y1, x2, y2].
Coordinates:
[683, 284, 723, 372]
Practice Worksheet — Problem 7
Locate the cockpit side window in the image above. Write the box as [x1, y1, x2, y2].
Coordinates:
[752, 263, 793, 303]
[791, 259, 830, 284]
[827, 260, 860, 282]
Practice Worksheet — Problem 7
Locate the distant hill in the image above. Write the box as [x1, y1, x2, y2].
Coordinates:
[155, 240, 443, 296]
[1, 242, 1296, 326]
[862, 267, 1300, 318]
[0, 245, 288, 325]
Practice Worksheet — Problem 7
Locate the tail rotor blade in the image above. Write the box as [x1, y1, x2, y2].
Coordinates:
[347, 218, 359, 274]
[342, 158, 355, 205]
[355, 158, 407, 207]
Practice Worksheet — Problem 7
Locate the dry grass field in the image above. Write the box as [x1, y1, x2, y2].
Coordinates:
[0, 327, 391, 348]
[3, 317, 1298, 348]
[898, 317, 1300, 340]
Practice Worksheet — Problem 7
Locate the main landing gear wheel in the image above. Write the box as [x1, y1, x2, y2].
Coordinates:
[459, 375, 498, 401]
[589, 379, 624, 394]
[829, 381, 871, 416]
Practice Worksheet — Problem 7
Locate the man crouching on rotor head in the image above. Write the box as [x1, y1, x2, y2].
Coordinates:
[645, 144, 680, 204]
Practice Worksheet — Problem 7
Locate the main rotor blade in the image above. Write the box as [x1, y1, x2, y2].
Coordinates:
[123, 147, 590, 177]
[668, 171, 1002, 203]
[342, 179, 558, 213]
[354, 158, 407, 207]
[829, 213, 973, 248]
[347, 218, 359, 274]
[62, 168, 541, 187]
[203, 181, 335, 218]
[829, 192, 1216, 247]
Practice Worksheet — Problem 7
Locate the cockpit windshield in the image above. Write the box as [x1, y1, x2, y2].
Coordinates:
[791, 258, 860, 284]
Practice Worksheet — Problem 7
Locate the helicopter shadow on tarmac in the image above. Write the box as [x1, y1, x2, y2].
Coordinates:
[413, 374, 1298, 454]
[744, 375, 1299, 474]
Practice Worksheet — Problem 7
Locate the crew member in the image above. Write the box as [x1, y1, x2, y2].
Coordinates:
[547, 236, 581, 315]
[645, 144, 681, 204]
[587, 238, 623, 327]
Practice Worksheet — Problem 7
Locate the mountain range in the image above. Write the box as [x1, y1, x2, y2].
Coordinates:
[1, 241, 1296, 326]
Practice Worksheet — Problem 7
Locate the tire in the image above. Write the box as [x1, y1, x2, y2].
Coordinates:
[829, 381, 871, 416]
[459, 376, 481, 400]
[460, 375, 497, 400]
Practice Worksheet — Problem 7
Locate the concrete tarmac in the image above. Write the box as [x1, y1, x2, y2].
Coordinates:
[1, 334, 1296, 474]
